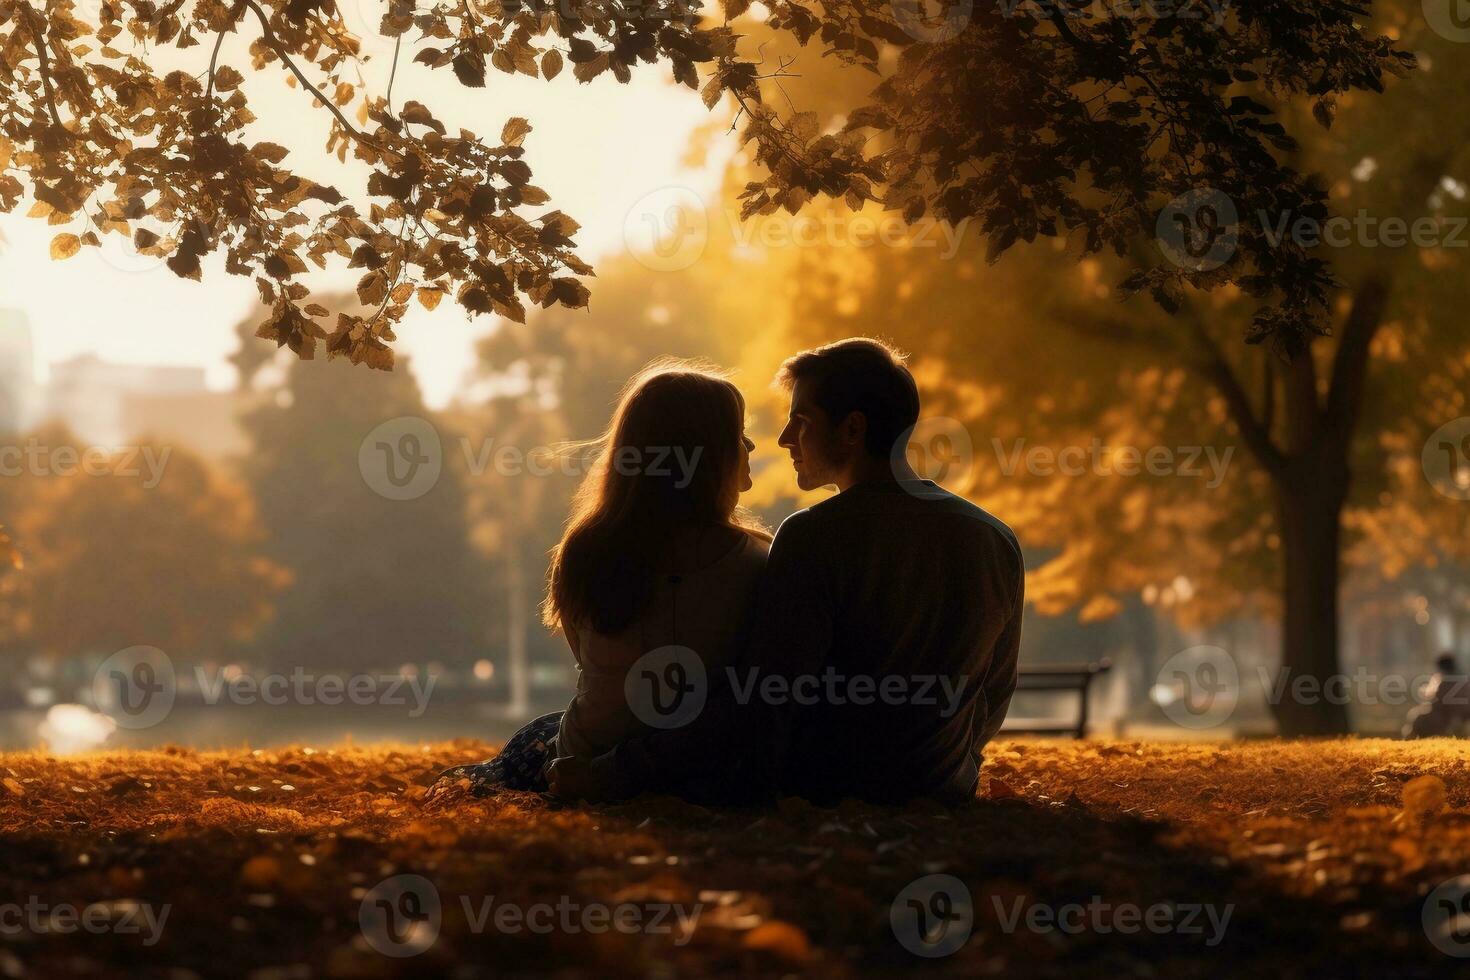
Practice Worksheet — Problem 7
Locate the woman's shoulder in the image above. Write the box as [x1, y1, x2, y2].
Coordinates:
[725, 528, 770, 575]
[694, 527, 768, 579]
[740, 528, 772, 561]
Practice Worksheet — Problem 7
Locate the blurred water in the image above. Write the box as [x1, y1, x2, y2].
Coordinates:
[1, 701, 537, 752]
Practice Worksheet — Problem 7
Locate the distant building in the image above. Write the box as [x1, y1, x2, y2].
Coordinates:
[43, 354, 209, 448]
[0, 308, 38, 435]
[120, 388, 250, 459]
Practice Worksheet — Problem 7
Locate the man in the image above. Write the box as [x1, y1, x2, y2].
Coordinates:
[550, 338, 1024, 804]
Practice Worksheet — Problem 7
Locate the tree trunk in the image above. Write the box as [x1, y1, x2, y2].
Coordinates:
[1272, 459, 1351, 735]
[504, 545, 531, 719]
[1261, 271, 1389, 737]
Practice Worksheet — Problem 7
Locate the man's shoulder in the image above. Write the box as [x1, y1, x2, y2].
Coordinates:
[912, 486, 1022, 569]
[776, 485, 1020, 559]
[772, 505, 821, 539]
[942, 492, 1021, 555]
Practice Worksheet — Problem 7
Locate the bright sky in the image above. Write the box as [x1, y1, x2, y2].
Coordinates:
[0, 26, 735, 407]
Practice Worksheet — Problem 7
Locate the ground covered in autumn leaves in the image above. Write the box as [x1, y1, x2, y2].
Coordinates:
[2, 739, 1469, 978]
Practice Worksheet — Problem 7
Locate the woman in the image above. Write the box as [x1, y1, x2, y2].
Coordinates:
[436, 359, 770, 796]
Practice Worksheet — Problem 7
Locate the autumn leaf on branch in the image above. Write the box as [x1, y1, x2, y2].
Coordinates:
[0, 0, 1414, 363]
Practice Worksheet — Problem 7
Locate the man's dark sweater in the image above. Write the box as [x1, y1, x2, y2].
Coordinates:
[606, 479, 1024, 805]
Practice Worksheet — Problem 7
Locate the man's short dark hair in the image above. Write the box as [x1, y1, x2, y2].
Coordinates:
[775, 338, 921, 457]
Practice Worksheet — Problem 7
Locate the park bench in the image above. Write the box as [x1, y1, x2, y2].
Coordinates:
[1002, 659, 1113, 739]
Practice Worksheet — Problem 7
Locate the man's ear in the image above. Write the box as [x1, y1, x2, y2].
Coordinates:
[837, 410, 868, 449]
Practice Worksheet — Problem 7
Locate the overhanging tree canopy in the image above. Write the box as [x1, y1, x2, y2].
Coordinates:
[1, 0, 1411, 366]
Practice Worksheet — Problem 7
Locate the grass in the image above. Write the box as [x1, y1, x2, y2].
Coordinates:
[1, 738, 1468, 978]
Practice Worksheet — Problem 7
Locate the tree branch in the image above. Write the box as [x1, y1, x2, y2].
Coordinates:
[1318, 148, 1448, 443]
[242, 0, 393, 158]
[205, 3, 245, 107]
[386, 35, 402, 116]
[20, 1, 64, 133]
[1183, 306, 1286, 476]
[1054, 301, 1176, 356]
[1324, 273, 1390, 440]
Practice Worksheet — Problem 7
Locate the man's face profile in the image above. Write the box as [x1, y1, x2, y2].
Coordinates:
[779, 379, 845, 491]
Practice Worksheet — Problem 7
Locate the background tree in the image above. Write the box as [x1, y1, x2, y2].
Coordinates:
[236, 320, 495, 670]
[0, 425, 285, 660]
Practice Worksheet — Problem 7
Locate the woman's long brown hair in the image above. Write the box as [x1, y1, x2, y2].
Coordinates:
[543, 359, 770, 635]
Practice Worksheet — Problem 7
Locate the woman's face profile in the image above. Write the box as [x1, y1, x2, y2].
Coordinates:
[738, 431, 755, 494]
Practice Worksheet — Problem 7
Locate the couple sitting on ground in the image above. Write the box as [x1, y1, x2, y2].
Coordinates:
[436, 338, 1024, 806]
